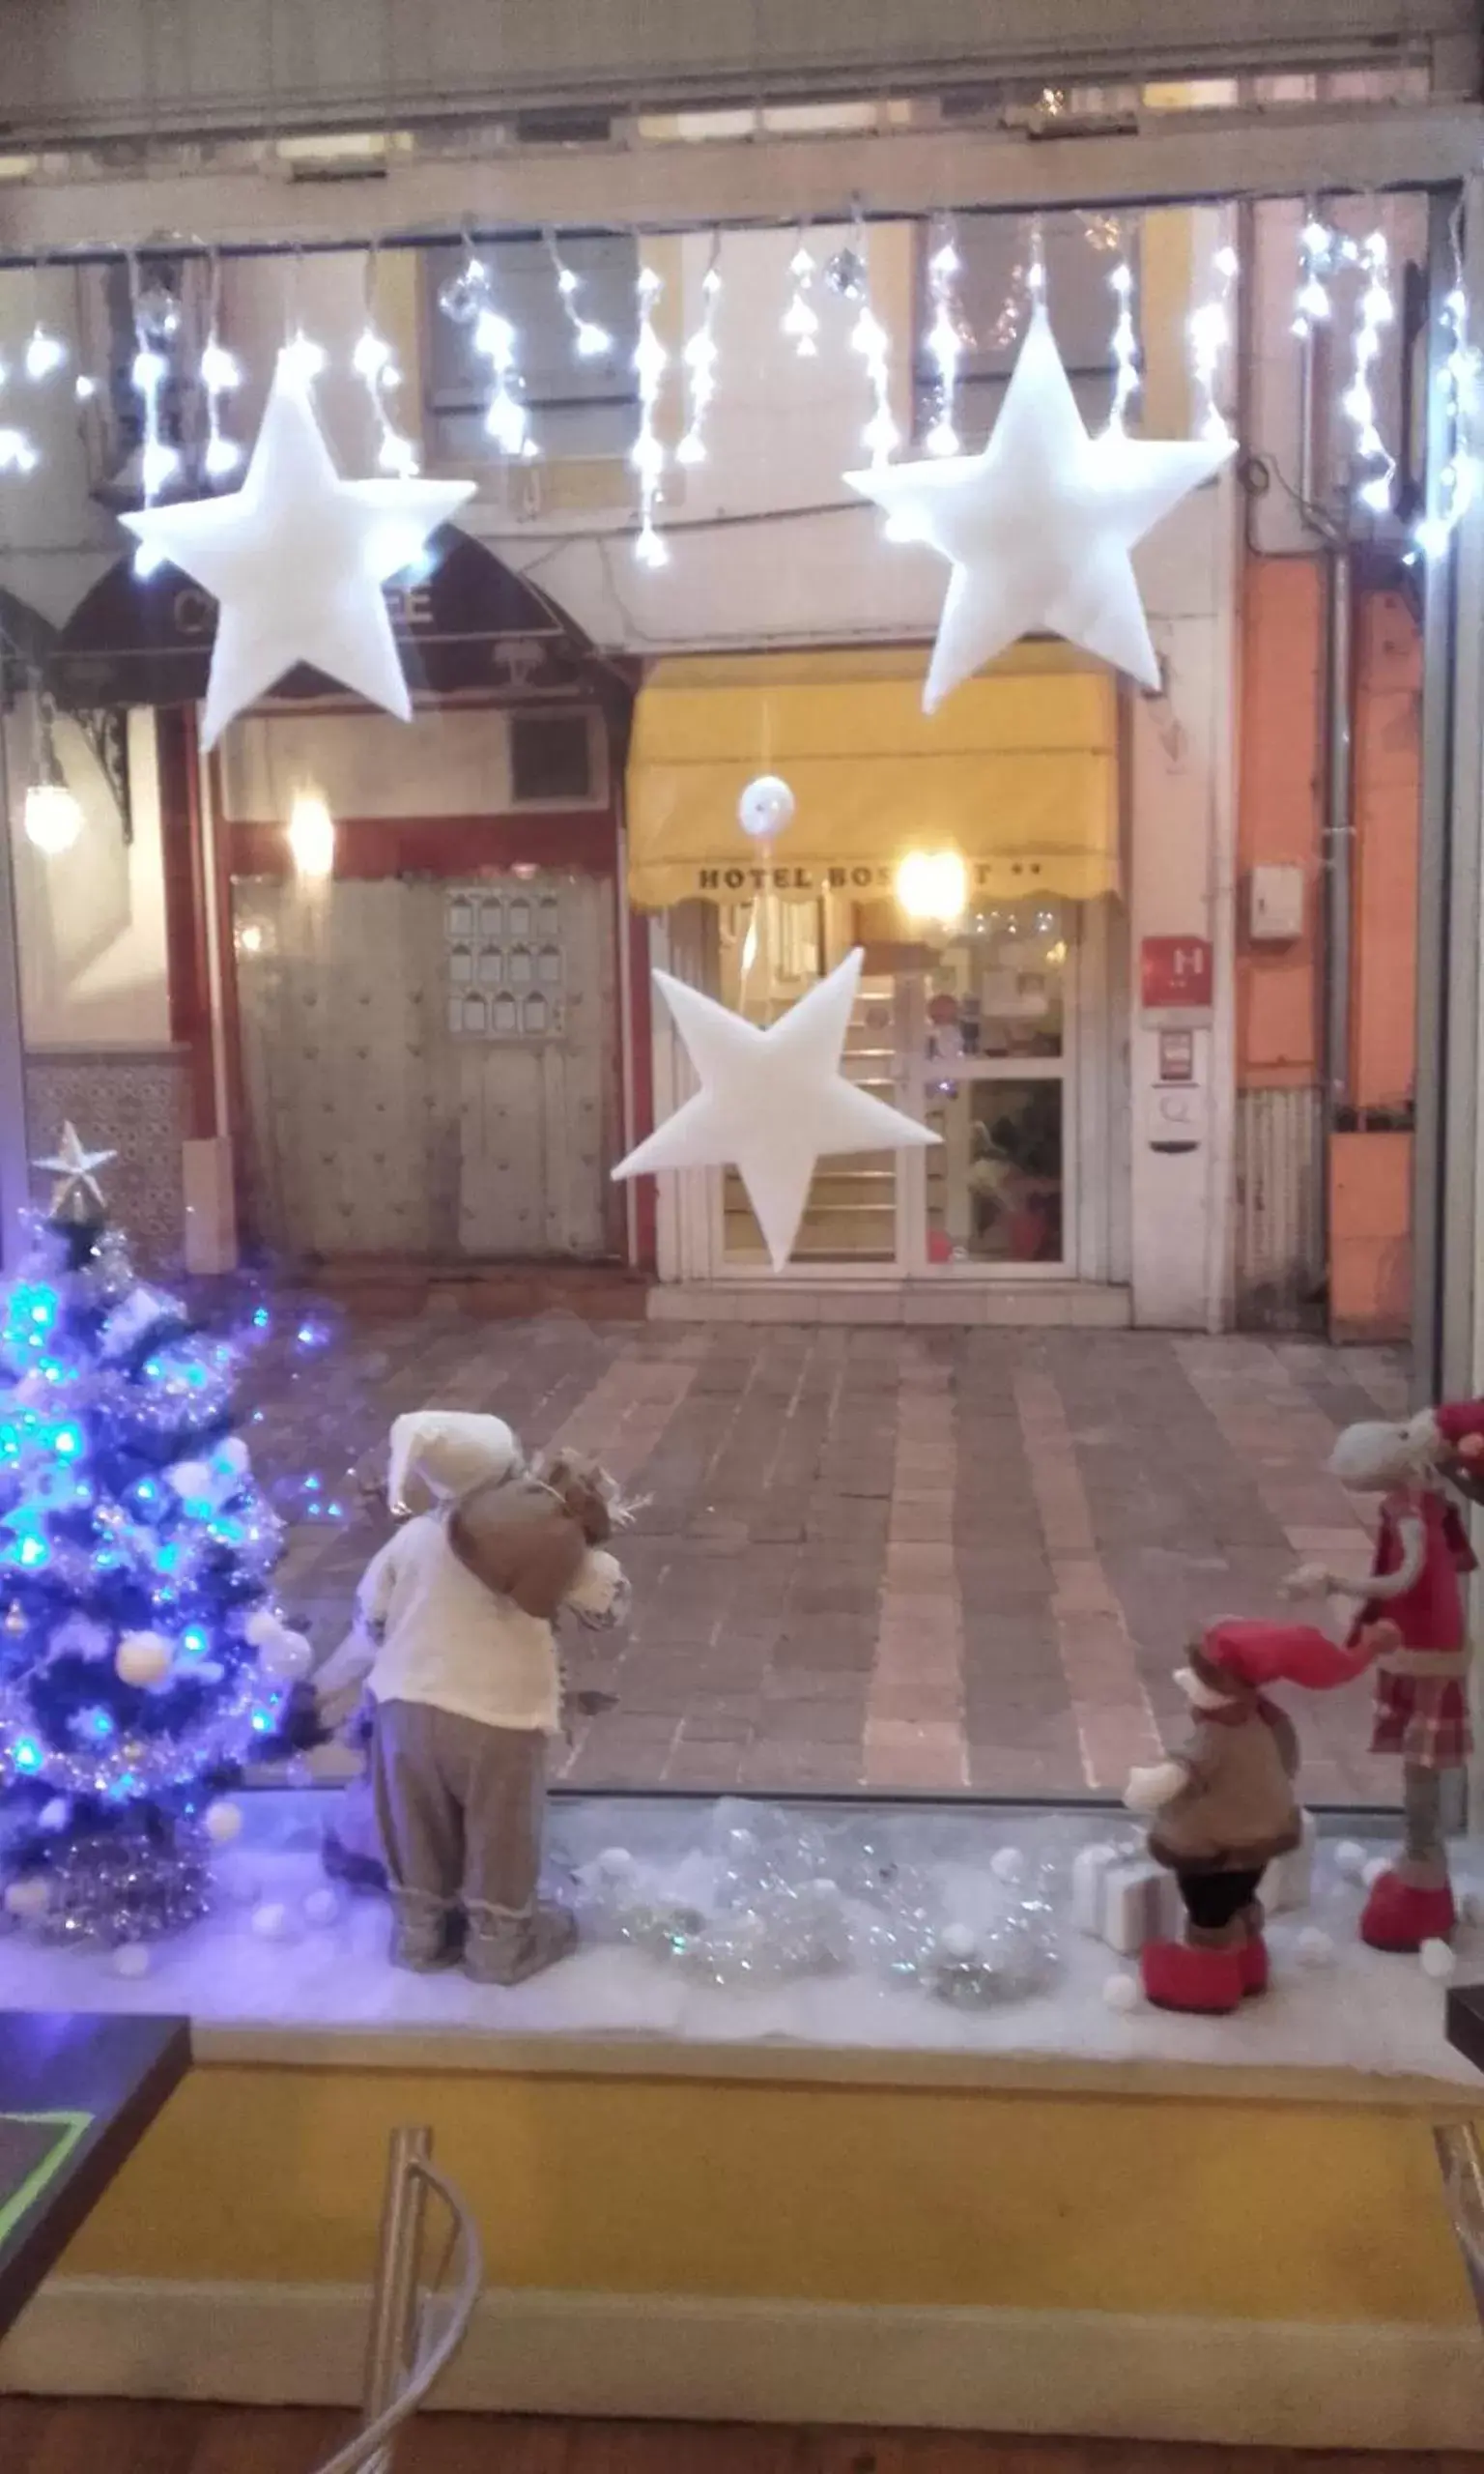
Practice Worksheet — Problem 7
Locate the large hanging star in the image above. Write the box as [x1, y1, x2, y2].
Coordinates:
[122, 352, 474, 749]
[845, 305, 1235, 710]
[613, 949, 938, 1272]
[34, 1123, 115, 1213]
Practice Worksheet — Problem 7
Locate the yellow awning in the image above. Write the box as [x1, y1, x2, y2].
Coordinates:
[626, 645, 1120, 910]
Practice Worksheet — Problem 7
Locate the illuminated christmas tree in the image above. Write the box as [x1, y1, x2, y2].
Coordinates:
[0, 1127, 309, 1943]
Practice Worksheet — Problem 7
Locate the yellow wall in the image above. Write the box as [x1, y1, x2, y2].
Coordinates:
[60, 2062, 1476, 2328]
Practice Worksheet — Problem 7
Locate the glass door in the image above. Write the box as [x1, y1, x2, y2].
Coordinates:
[900, 900, 1076, 1276]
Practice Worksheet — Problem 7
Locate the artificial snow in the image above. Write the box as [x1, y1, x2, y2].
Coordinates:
[0, 1789, 1479, 2089]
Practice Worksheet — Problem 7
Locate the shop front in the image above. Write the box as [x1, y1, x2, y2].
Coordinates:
[627, 645, 1131, 1318]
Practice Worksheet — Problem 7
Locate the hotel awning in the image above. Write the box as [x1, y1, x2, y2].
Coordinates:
[625, 645, 1120, 911]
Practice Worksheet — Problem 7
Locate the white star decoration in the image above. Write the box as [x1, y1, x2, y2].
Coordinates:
[123, 352, 474, 749]
[613, 950, 939, 1272]
[845, 305, 1236, 709]
[34, 1124, 115, 1213]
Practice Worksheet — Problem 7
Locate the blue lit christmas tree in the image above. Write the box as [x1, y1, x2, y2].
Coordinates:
[0, 1127, 310, 1943]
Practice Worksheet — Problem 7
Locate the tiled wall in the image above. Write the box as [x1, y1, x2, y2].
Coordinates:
[24, 1045, 188, 1269]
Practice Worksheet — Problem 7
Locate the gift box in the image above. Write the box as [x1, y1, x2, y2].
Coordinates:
[1072, 1841, 1181, 1953]
[1261, 1810, 1316, 1915]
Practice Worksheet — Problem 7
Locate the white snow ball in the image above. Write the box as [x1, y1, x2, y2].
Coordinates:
[256, 1626, 313, 1683]
[598, 1846, 635, 1880]
[243, 1608, 284, 1649]
[938, 1922, 977, 1961]
[216, 1437, 250, 1476]
[250, 1901, 291, 1940]
[166, 1459, 214, 1503]
[1420, 1937, 1458, 1981]
[1362, 1856, 1392, 1890]
[115, 1629, 173, 1687]
[1296, 1926, 1336, 1969]
[1333, 1839, 1368, 1882]
[111, 1942, 152, 1979]
[989, 1846, 1026, 1885]
[4, 1875, 50, 1919]
[203, 1798, 243, 1845]
[1102, 1972, 1142, 2013]
[302, 1887, 340, 1928]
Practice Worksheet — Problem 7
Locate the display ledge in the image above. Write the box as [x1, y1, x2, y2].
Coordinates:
[645, 1281, 1132, 1327]
[0, 1790, 1479, 2107]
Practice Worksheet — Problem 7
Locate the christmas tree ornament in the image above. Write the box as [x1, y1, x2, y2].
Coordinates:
[115, 1630, 174, 1687]
[824, 246, 867, 301]
[612, 948, 938, 1271]
[122, 351, 474, 750]
[845, 303, 1235, 709]
[34, 1123, 116, 1220]
[203, 1798, 243, 1845]
[737, 774, 795, 841]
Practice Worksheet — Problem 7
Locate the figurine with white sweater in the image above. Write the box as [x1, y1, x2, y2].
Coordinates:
[324, 1409, 630, 1983]
[1125, 1618, 1394, 2014]
[1287, 1396, 1484, 1951]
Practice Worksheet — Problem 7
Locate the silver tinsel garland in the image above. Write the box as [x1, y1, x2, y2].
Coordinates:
[571, 1801, 1063, 2007]
[4, 1819, 214, 1944]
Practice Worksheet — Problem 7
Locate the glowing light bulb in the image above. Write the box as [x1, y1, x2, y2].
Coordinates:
[286, 788, 335, 879]
[23, 782, 83, 856]
[895, 849, 968, 928]
[24, 327, 66, 381]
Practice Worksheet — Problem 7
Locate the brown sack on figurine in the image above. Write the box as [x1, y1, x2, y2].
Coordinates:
[448, 1451, 625, 1621]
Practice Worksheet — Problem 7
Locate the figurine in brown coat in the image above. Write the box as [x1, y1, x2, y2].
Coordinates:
[1125, 1617, 1396, 2014]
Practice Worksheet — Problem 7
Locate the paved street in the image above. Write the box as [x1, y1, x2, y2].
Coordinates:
[243, 1309, 1407, 1804]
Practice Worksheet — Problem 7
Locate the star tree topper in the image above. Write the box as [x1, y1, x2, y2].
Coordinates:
[123, 352, 474, 750]
[845, 304, 1236, 710]
[34, 1123, 115, 1216]
[614, 949, 939, 1271]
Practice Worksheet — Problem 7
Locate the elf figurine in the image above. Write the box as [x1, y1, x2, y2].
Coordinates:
[1125, 1618, 1395, 2014]
[1288, 1397, 1484, 1950]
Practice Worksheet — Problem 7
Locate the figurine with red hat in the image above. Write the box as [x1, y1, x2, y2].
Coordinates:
[1125, 1618, 1396, 2014]
[1286, 1397, 1484, 1952]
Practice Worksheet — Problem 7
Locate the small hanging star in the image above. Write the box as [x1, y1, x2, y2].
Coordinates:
[34, 1123, 116, 1215]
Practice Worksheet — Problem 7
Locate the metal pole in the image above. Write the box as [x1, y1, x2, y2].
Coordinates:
[1322, 548, 1356, 1131]
[361, 2126, 432, 2471]
[1412, 187, 1462, 1405]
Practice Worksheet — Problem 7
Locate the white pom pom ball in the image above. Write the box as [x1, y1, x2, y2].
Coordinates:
[256, 1626, 313, 1683]
[1420, 1937, 1458, 1981]
[989, 1846, 1026, 1885]
[251, 1901, 290, 1940]
[737, 773, 795, 842]
[1333, 1840, 1368, 1882]
[302, 1887, 340, 1928]
[166, 1459, 214, 1504]
[243, 1609, 282, 1649]
[938, 1921, 977, 1961]
[1103, 1972, 1141, 2012]
[115, 1629, 173, 1687]
[1297, 1926, 1336, 1969]
[111, 1942, 152, 1979]
[598, 1847, 634, 1880]
[203, 1798, 243, 1846]
[216, 1437, 250, 1476]
[4, 1875, 50, 1919]
[1362, 1856, 1391, 1890]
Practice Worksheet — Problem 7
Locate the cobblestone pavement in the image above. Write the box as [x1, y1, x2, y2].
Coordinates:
[248, 1310, 1409, 1804]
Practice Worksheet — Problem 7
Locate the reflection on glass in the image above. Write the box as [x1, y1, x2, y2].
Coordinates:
[924, 902, 1067, 1064]
[926, 1079, 1064, 1265]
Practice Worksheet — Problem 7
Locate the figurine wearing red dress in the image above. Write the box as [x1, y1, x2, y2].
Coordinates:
[1291, 1398, 1484, 1949]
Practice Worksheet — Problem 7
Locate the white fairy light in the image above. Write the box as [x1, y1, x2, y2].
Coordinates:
[281, 330, 327, 385]
[1188, 244, 1239, 445]
[472, 281, 536, 460]
[72, 373, 97, 404]
[1413, 216, 1482, 560]
[1345, 229, 1396, 515]
[1292, 215, 1335, 340]
[545, 232, 612, 361]
[1106, 254, 1140, 436]
[924, 220, 965, 457]
[0, 428, 38, 476]
[782, 233, 819, 359]
[632, 261, 669, 568]
[677, 236, 722, 468]
[354, 257, 420, 479]
[23, 328, 66, 382]
[199, 300, 243, 482]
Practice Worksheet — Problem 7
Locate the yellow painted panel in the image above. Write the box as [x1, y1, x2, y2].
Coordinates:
[60, 2065, 1477, 2329]
[627, 651, 1119, 910]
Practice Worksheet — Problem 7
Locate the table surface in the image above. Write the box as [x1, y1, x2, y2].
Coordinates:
[0, 2012, 190, 2339]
